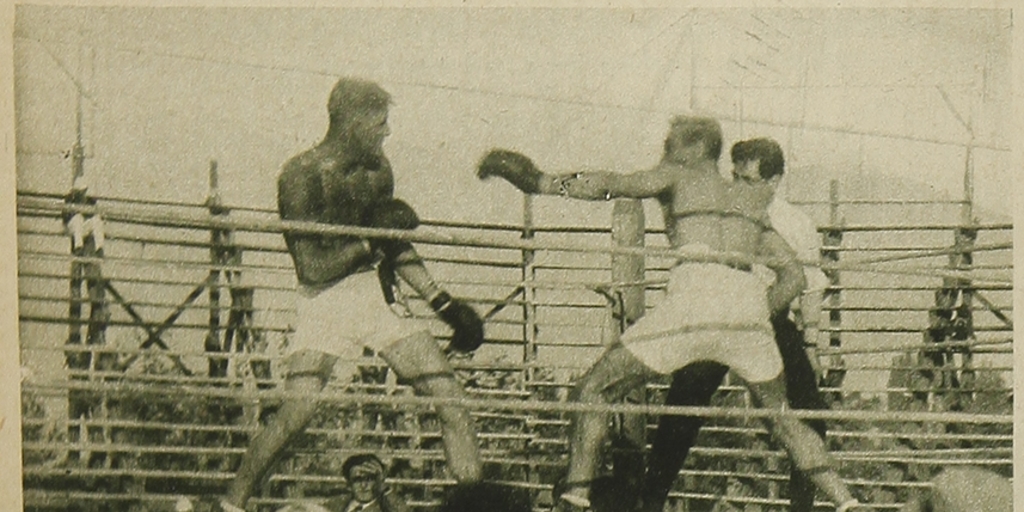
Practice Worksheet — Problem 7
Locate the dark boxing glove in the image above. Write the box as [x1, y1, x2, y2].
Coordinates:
[365, 198, 420, 259]
[477, 149, 543, 194]
[430, 291, 484, 353]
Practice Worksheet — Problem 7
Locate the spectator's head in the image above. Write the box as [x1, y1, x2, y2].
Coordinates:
[440, 482, 532, 512]
[341, 453, 387, 504]
[899, 466, 1013, 512]
[730, 138, 785, 190]
[663, 116, 723, 165]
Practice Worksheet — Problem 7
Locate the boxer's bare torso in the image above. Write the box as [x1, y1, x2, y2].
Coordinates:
[655, 160, 774, 256]
[278, 145, 393, 287]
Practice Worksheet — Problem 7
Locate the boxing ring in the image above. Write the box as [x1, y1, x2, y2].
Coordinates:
[15, 179, 1012, 512]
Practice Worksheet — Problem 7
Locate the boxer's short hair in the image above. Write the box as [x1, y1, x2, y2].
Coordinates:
[328, 78, 392, 125]
[665, 116, 723, 160]
[731, 138, 785, 180]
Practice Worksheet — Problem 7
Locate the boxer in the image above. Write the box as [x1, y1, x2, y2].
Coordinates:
[198, 77, 485, 512]
[479, 116, 866, 512]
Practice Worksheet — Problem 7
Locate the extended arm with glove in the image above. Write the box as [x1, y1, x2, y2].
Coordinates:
[477, 149, 656, 200]
[477, 150, 552, 194]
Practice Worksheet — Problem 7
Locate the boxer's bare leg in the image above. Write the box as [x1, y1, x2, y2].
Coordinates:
[560, 345, 658, 509]
[746, 378, 863, 510]
[381, 330, 483, 483]
[225, 372, 325, 509]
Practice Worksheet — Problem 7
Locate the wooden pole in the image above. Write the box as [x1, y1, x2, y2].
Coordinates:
[521, 194, 538, 374]
[62, 71, 112, 467]
[63, 132, 88, 469]
[611, 199, 646, 325]
[205, 160, 229, 378]
[921, 142, 977, 411]
[520, 193, 540, 496]
[956, 139, 977, 395]
[821, 180, 846, 401]
[65, 141, 86, 370]
[65, 87, 89, 369]
[609, 199, 646, 494]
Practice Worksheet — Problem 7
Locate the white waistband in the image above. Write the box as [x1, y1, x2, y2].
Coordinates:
[297, 268, 377, 298]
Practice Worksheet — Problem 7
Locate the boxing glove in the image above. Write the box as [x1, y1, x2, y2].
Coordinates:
[365, 198, 419, 258]
[477, 149, 543, 194]
[430, 291, 484, 353]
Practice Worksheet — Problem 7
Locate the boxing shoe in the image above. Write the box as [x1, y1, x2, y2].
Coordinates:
[550, 477, 593, 512]
[555, 493, 592, 512]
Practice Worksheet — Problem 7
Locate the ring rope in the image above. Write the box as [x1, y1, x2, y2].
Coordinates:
[13, 470, 966, 503]
[51, 379, 1004, 402]
[25, 221, 1010, 267]
[20, 250, 295, 274]
[41, 366, 1012, 394]
[22, 380, 1012, 424]
[20, 249, 1014, 291]
[843, 243, 1012, 265]
[22, 440, 1008, 465]
[20, 293, 298, 316]
[18, 197, 1014, 285]
[24, 317, 1011, 346]
[20, 190, 1014, 232]
[26, 372, 1010, 403]
[14, 198, 785, 267]
[18, 270, 299, 293]
[46, 332, 1012, 360]
[21, 416, 1011, 445]
[19, 283, 1012, 322]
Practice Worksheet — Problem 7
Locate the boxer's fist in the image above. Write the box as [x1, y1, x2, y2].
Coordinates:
[366, 198, 420, 230]
[365, 199, 419, 257]
[430, 291, 484, 353]
[477, 149, 543, 194]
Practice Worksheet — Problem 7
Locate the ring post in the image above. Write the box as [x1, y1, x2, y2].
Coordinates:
[821, 180, 846, 402]
[610, 198, 646, 494]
